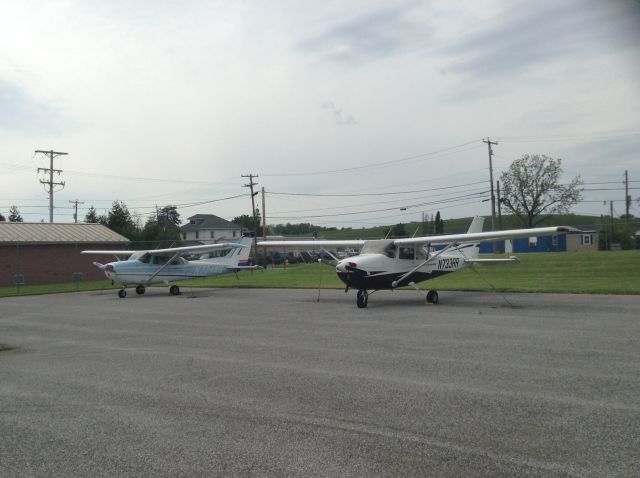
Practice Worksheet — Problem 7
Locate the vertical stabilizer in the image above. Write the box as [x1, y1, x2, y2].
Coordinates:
[467, 216, 485, 234]
[199, 236, 253, 267]
[233, 236, 253, 266]
[463, 216, 484, 259]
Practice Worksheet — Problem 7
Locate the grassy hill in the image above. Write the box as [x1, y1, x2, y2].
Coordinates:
[310, 214, 637, 240]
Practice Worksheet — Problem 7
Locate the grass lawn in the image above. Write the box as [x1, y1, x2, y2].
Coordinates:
[1, 250, 638, 298]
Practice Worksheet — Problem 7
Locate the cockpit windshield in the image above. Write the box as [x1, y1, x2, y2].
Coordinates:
[360, 239, 396, 258]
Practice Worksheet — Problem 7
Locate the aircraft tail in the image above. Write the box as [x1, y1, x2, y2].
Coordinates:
[199, 236, 253, 267]
[462, 216, 484, 259]
[233, 236, 253, 267]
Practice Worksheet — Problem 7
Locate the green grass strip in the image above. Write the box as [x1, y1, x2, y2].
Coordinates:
[1, 250, 638, 298]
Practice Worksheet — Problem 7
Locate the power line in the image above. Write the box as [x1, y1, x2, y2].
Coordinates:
[268, 191, 488, 220]
[269, 186, 488, 215]
[268, 180, 487, 198]
[260, 139, 484, 177]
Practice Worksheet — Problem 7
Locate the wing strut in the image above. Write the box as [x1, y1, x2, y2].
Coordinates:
[391, 243, 457, 288]
[145, 251, 182, 283]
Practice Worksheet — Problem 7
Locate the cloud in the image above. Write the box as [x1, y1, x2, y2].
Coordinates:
[443, 0, 640, 80]
[298, 3, 434, 65]
[322, 101, 357, 126]
[0, 81, 62, 133]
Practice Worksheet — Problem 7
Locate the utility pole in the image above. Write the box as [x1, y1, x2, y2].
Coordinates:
[261, 187, 267, 240]
[496, 180, 503, 230]
[261, 187, 268, 265]
[69, 199, 84, 223]
[610, 200, 614, 250]
[35, 150, 67, 223]
[241, 174, 259, 257]
[624, 170, 630, 224]
[482, 138, 498, 231]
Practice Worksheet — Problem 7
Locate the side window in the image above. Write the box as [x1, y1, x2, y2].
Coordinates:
[399, 247, 414, 260]
[384, 243, 396, 258]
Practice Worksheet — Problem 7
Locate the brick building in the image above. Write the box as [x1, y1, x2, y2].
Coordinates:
[0, 222, 129, 285]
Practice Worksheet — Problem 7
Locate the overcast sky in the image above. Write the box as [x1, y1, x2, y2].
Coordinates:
[1, 0, 639, 228]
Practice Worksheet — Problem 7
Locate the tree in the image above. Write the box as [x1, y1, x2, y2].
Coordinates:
[105, 201, 140, 239]
[232, 214, 255, 232]
[84, 205, 100, 223]
[435, 211, 444, 234]
[0, 212, 5, 221]
[390, 223, 406, 237]
[500, 154, 583, 228]
[8, 205, 23, 222]
[140, 206, 182, 247]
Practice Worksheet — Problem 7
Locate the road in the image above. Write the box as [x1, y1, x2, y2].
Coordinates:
[1, 288, 639, 477]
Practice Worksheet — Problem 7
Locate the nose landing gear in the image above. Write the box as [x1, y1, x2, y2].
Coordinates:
[356, 289, 368, 308]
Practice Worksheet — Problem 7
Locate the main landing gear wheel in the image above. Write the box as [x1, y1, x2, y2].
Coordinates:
[426, 289, 439, 304]
[169, 285, 180, 296]
[135, 285, 146, 295]
[118, 289, 127, 298]
[356, 289, 368, 308]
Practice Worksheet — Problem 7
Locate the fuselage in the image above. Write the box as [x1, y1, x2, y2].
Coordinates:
[334, 239, 472, 290]
[104, 259, 231, 286]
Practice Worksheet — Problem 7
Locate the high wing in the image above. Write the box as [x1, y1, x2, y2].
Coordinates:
[393, 226, 581, 246]
[257, 240, 366, 248]
[81, 242, 245, 258]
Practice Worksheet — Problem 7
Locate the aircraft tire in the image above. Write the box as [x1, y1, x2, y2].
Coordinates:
[426, 289, 438, 304]
[135, 285, 146, 295]
[169, 285, 180, 296]
[118, 289, 127, 298]
[356, 289, 368, 308]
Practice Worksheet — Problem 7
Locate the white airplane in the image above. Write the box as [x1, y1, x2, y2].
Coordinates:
[82, 236, 255, 298]
[258, 217, 580, 308]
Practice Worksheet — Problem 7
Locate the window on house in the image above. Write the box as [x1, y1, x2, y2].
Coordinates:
[195, 232, 199, 239]
[182, 233, 186, 240]
[582, 234, 592, 245]
[552, 235, 558, 247]
[210, 231, 214, 239]
[233, 230, 237, 237]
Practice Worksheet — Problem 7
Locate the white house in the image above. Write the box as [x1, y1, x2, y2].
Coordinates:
[180, 214, 243, 244]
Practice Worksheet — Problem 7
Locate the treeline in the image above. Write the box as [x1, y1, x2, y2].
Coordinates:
[85, 201, 182, 247]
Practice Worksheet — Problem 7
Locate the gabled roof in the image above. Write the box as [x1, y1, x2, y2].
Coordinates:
[180, 214, 241, 232]
[0, 222, 130, 245]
